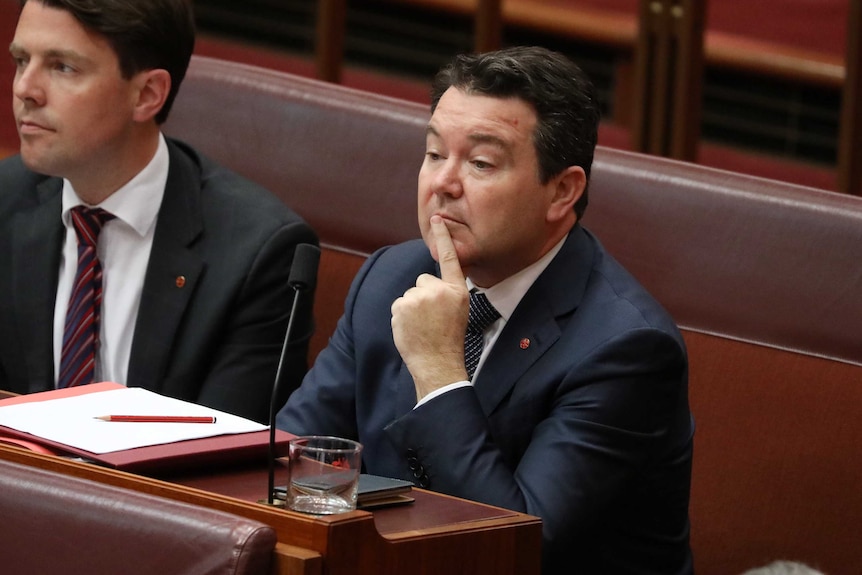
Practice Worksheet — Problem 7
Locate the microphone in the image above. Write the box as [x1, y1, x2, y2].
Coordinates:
[267, 243, 321, 505]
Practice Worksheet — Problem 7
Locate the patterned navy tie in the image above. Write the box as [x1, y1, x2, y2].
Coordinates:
[58, 206, 115, 388]
[464, 291, 501, 380]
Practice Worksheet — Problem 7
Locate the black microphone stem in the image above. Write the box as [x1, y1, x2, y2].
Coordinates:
[265, 242, 319, 506]
[267, 288, 304, 505]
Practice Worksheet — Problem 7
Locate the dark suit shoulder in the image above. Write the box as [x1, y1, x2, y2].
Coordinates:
[355, 240, 433, 293]
[367, 240, 432, 274]
[0, 155, 56, 216]
[166, 138, 306, 216]
[164, 138, 316, 243]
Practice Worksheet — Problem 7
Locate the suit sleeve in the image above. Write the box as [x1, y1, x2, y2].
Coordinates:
[383, 327, 688, 564]
[274, 248, 389, 439]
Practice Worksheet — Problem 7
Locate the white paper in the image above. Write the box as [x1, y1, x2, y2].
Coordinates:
[0, 387, 267, 454]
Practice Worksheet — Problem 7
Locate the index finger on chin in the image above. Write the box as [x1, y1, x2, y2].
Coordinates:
[430, 215, 465, 286]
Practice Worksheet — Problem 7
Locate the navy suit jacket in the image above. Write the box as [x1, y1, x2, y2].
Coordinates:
[278, 225, 694, 574]
[0, 138, 318, 422]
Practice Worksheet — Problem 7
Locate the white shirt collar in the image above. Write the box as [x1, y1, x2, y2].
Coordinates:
[60, 133, 169, 238]
[467, 235, 567, 320]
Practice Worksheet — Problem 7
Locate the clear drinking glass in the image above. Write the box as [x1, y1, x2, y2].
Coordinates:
[285, 435, 363, 515]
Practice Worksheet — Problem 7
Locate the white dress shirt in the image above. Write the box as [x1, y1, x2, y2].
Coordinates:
[416, 236, 567, 407]
[53, 134, 169, 386]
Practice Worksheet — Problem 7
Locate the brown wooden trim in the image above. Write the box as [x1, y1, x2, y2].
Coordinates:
[272, 543, 323, 575]
[632, 0, 705, 161]
[669, 0, 705, 160]
[389, 0, 844, 87]
[838, 0, 861, 195]
[474, 0, 503, 52]
[315, 0, 348, 83]
[705, 31, 844, 88]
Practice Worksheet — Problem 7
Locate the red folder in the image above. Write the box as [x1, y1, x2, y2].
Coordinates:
[0, 383, 295, 474]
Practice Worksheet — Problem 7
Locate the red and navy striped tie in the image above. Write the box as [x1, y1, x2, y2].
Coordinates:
[58, 206, 115, 388]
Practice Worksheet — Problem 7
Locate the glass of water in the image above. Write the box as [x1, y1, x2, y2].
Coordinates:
[286, 436, 363, 515]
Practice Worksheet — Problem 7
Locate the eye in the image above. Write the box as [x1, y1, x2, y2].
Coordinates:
[472, 159, 493, 170]
[53, 62, 76, 73]
[425, 151, 443, 161]
[10, 55, 28, 69]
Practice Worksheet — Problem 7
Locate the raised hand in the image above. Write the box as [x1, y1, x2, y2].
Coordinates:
[391, 215, 470, 401]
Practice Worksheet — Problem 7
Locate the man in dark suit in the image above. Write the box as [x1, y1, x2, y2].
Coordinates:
[0, 0, 317, 422]
[278, 46, 693, 574]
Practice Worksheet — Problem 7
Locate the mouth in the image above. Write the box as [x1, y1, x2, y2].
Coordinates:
[17, 119, 53, 135]
[435, 213, 465, 227]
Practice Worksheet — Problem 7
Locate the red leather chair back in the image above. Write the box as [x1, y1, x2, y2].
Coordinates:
[0, 458, 277, 575]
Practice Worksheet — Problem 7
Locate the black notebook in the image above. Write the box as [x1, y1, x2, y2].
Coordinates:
[355, 474, 414, 507]
[275, 473, 414, 509]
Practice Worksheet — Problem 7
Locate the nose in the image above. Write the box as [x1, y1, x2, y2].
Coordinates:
[430, 158, 464, 199]
[13, 61, 45, 107]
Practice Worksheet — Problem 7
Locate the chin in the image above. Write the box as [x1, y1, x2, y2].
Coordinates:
[18, 150, 41, 171]
[19, 153, 61, 178]
[19, 152, 45, 172]
[20, 140, 59, 167]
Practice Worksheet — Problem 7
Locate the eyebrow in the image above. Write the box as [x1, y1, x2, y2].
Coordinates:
[9, 43, 89, 65]
[467, 132, 508, 149]
[425, 125, 510, 149]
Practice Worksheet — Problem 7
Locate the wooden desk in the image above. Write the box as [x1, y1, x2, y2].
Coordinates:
[0, 444, 541, 575]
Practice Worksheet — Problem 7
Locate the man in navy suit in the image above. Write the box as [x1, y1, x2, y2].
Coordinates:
[0, 0, 317, 422]
[278, 46, 694, 574]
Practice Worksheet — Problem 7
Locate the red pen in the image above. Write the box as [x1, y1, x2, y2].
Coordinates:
[94, 415, 217, 424]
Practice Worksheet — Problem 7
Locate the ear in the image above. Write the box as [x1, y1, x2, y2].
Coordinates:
[131, 69, 171, 123]
[546, 165, 586, 223]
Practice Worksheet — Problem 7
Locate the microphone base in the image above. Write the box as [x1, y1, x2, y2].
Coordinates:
[257, 498, 286, 508]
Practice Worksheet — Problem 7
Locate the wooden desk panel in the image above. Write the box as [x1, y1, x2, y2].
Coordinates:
[165, 462, 520, 537]
[0, 445, 541, 575]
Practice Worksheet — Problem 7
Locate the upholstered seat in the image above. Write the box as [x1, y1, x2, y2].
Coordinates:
[0, 457, 277, 575]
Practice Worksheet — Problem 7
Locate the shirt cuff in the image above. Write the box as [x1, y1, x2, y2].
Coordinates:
[414, 380, 471, 408]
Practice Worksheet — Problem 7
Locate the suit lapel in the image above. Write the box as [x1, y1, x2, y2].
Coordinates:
[472, 227, 596, 415]
[126, 141, 204, 390]
[473, 300, 561, 415]
[11, 179, 63, 392]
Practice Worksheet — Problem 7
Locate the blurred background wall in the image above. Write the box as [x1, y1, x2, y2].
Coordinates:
[0, 0, 852, 191]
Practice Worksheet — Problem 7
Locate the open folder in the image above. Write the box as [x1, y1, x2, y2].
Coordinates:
[0, 382, 295, 474]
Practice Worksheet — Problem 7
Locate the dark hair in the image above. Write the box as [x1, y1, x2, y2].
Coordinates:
[431, 46, 600, 219]
[20, 0, 195, 124]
